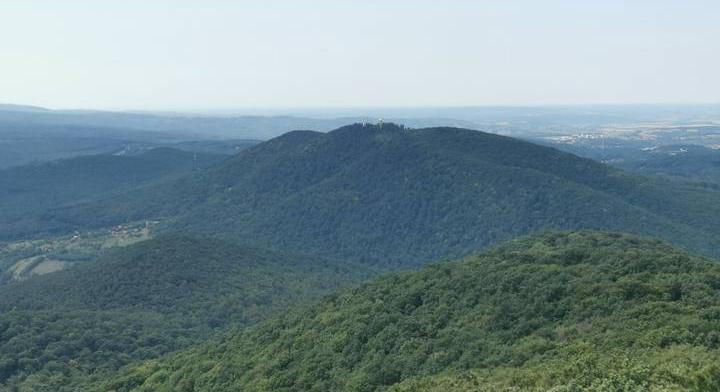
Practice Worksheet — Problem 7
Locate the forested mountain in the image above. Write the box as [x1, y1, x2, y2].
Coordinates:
[0, 105, 381, 142]
[0, 148, 225, 239]
[96, 232, 720, 392]
[46, 123, 720, 265]
[0, 237, 374, 391]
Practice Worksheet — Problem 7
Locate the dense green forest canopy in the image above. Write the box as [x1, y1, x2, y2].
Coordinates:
[45, 123, 720, 265]
[0, 237, 375, 391]
[96, 232, 720, 392]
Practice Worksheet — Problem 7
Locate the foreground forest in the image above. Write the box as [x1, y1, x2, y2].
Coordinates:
[94, 232, 720, 391]
[0, 237, 374, 391]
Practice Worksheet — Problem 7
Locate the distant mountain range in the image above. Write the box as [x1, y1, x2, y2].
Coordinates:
[3, 103, 718, 168]
[0, 104, 477, 168]
[0, 103, 483, 140]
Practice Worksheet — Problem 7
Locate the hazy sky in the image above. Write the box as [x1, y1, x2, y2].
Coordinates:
[1, 0, 718, 110]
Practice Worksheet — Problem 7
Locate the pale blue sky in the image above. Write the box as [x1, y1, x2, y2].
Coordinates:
[1, 0, 718, 110]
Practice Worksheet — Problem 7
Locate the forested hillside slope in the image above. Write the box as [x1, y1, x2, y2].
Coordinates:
[0, 237, 374, 391]
[0, 148, 224, 239]
[98, 232, 720, 392]
[48, 124, 720, 265]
